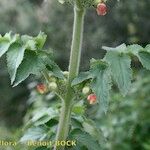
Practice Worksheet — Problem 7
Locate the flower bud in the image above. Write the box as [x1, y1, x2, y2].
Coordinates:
[87, 94, 97, 104]
[96, 3, 107, 16]
[36, 83, 47, 94]
[49, 82, 58, 91]
[82, 86, 90, 95]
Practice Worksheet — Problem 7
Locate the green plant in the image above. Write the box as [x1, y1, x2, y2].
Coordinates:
[0, 0, 150, 150]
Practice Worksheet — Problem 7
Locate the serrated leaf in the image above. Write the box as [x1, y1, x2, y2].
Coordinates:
[71, 72, 92, 86]
[83, 121, 98, 138]
[145, 44, 150, 53]
[0, 36, 10, 57]
[7, 43, 26, 84]
[90, 60, 111, 113]
[46, 60, 64, 79]
[37, 50, 53, 63]
[105, 51, 132, 96]
[58, 0, 65, 4]
[71, 118, 83, 129]
[21, 32, 47, 50]
[0, 32, 53, 87]
[82, 119, 105, 144]
[71, 129, 100, 150]
[0, 33, 19, 57]
[127, 44, 143, 55]
[35, 32, 47, 49]
[14, 50, 46, 86]
[31, 108, 58, 126]
[21, 35, 36, 50]
[38, 50, 64, 79]
[138, 51, 150, 70]
[102, 43, 127, 52]
[20, 126, 48, 143]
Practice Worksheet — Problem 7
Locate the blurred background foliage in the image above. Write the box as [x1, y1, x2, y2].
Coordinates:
[0, 0, 149, 149]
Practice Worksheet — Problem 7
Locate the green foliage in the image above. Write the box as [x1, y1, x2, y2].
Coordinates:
[57, 0, 66, 4]
[0, 32, 63, 86]
[19, 69, 150, 150]
[20, 126, 49, 142]
[90, 59, 111, 113]
[69, 129, 100, 150]
[20, 83, 101, 149]
[91, 71, 150, 150]
[14, 50, 47, 86]
[46, 60, 64, 79]
[7, 43, 26, 84]
[71, 72, 92, 86]
[27, 107, 59, 127]
[0, 33, 18, 57]
[104, 49, 132, 96]
[0, 1, 150, 150]
[138, 51, 150, 70]
[72, 44, 150, 113]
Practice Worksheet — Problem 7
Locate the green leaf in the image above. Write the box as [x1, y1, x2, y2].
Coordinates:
[21, 35, 36, 50]
[82, 120, 98, 138]
[7, 43, 26, 84]
[14, 50, 46, 86]
[31, 108, 58, 126]
[21, 32, 47, 50]
[145, 44, 150, 53]
[127, 44, 143, 55]
[71, 118, 83, 129]
[105, 51, 132, 96]
[102, 43, 127, 53]
[138, 51, 150, 70]
[71, 72, 92, 86]
[13, 50, 61, 86]
[57, 0, 65, 4]
[35, 32, 47, 49]
[0, 32, 51, 86]
[20, 126, 48, 143]
[38, 50, 64, 79]
[90, 60, 111, 113]
[0, 36, 10, 57]
[0, 33, 19, 57]
[82, 119, 105, 145]
[71, 129, 101, 150]
[46, 60, 64, 79]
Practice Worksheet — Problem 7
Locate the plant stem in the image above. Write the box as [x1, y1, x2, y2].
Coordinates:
[54, 3, 85, 150]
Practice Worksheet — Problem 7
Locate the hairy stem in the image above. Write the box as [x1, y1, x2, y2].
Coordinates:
[54, 4, 85, 150]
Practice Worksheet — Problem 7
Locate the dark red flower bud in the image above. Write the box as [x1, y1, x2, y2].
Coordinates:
[36, 83, 47, 94]
[96, 3, 107, 16]
[87, 94, 97, 104]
